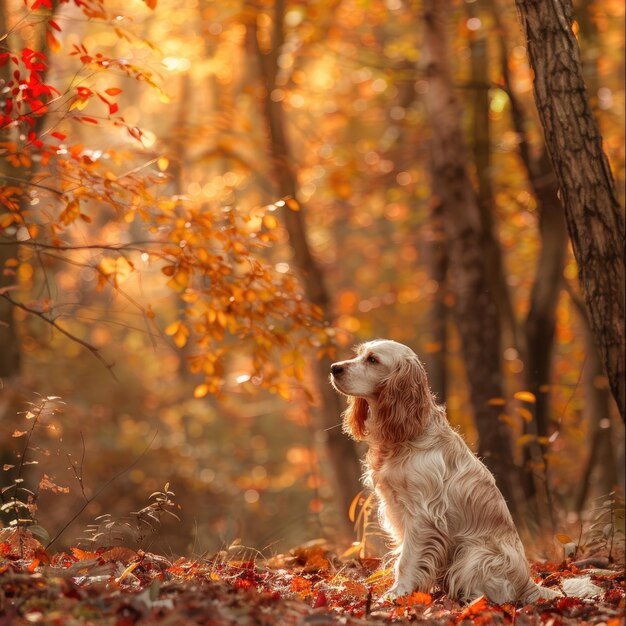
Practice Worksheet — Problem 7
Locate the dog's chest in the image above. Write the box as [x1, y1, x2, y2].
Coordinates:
[371, 449, 446, 506]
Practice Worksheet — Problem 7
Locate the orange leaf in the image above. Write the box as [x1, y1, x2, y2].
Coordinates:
[100, 546, 138, 564]
[105, 87, 123, 96]
[46, 30, 61, 53]
[59, 200, 80, 225]
[144, 0, 157, 8]
[513, 391, 536, 403]
[458, 595, 489, 620]
[39, 474, 69, 494]
[193, 384, 209, 399]
[405, 591, 432, 606]
[71, 547, 99, 561]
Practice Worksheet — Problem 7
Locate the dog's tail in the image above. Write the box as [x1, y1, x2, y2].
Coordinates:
[522, 576, 602, 602]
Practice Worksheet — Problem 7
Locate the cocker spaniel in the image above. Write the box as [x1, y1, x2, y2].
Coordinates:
[330, 339, 599, 604]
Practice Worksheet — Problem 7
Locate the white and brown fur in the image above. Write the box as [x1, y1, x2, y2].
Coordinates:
[330, 339, 598, 603]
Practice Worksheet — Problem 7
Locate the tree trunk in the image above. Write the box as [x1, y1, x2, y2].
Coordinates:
[421, 200, 448, 404]
[249, 5, 362, 534]
[515, 0, 625, 421]
[0, 4, 21, 381]
[467, 1, 521, 356]
[421, 0, 520, 516]
[1, 1, 59, 382]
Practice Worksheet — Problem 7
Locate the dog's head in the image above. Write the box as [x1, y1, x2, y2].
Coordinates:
[330, 339, 434, 443]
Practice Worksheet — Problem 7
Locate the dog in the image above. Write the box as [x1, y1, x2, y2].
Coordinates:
[330, 339, 600, 603]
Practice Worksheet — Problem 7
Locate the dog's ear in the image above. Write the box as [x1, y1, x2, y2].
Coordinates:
[342, 396, 369, 440]
[376, 357, 433, 444]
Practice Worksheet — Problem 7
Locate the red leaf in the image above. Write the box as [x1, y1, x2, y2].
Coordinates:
[31, 0, 53, 9]
[51, 131, 66, 141]
[48, 19, 61, 32]
[313, 591, 328, 608]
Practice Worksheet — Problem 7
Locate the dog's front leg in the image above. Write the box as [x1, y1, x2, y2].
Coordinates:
[386, 526, 446, 600]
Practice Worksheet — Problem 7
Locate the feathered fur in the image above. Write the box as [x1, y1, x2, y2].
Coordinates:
[330, 339, 572, 604]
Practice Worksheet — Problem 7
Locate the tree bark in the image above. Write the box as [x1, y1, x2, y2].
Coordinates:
[249, 4, 362, 534]
[515, 0, 625, 421]
[421, 0, 520, 515]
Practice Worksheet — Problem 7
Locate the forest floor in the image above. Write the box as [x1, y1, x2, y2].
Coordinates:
[0, 532, 624, 626]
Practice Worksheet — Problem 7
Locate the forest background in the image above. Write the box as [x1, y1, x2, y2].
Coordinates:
[0, 0, 624, 563]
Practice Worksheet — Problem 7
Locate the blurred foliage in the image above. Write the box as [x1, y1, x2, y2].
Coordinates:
[0, 0, 624, 556]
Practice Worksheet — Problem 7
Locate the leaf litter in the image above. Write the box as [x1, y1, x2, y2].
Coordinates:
[0, 529, 624, 625]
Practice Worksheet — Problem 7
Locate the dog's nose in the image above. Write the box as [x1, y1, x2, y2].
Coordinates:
[331, 363, 345, 376]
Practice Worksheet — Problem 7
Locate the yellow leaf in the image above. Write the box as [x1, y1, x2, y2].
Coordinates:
[513, 391, 536, 403]
[263, 214, 278, 229]
[348, 491, 364, 523]
[194, 384, 209, 398]
[164, 321, 180, 336]
[69, 97, 89, 112]
[167, 269, 189, 291]
[157, 157, 169, 171]
[172, 322, 189, 348]
[517, 407, 533, 422]
[365, 566, 394, 583]
[98, 256, 134, 287]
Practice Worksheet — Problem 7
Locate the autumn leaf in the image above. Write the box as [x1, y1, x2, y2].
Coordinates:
[46, 30, 61, 53]
[165, 320, 189, 348]
[59, 200, 80, 225]
[193, 384, 209, 398]
[97, 256, 134, 288]
[458, 595, 489, 620]
[38, 474, 69, 494]
[514, 391, 537, 403]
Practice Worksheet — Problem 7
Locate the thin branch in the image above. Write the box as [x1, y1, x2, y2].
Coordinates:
[0, 292, 117, 380]
[0, 175, 65, 196]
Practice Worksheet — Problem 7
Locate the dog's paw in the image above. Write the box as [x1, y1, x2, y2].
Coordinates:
[385, 581, 415, 601]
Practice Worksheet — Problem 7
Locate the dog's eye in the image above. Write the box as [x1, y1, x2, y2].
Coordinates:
[367, 355, 379, 364]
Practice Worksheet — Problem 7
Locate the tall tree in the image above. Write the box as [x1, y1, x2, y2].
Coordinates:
[515, 0, 625, 421]
[420, 0, 520, 514]
[249, 2, 362, 533]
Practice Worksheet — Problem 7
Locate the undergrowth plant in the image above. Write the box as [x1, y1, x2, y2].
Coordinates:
[80, 483, 180, 548]
[0, 396, 66, 545]
[1, 397, 178, 553]
[556, 492, 625, 564]
[584, 492, 625, 564]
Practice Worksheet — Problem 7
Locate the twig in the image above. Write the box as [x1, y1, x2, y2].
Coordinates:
[46, 430, 158, 549]
[0, 292, 117, 380]
[67, 432, 88, 503]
